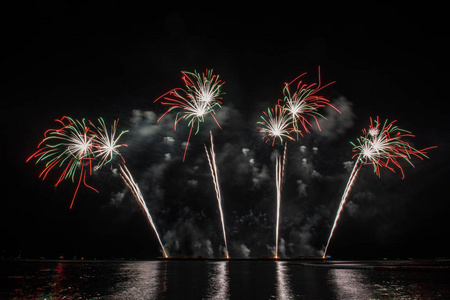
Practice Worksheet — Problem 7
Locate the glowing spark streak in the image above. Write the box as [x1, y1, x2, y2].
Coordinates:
[281, 143, 287, 185]
[184, 122, 195, 163]
[69, 164, 99, 209]
[323, 159, 361, 258]
[118, 164, 168, 258]
[204, 132, 229, 259]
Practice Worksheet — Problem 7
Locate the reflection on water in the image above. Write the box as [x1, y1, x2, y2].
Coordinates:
[0, 260, 168, 299]
[329, 269, 374, 299]
[1, 260, 450, 299]
[111, 261, 166, 299]
[52, 263, 69, 297]
[274, 261, 295, 300]
[328, 266, 450, 299]
[1, 261, 124, 299]
[205, 261, 230, 299]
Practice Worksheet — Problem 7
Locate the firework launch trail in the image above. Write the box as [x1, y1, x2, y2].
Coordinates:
[118, 164, 168, 258]
[204, 132, 229, 259]
[274, 144, 287, 258]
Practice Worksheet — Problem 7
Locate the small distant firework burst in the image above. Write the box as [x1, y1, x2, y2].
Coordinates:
[154, 69, 225, 161]
[323, 116, 435, 258]
[28, 117, 168, 257]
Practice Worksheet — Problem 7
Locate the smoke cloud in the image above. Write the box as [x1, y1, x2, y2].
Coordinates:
[114, 95, 360, 258]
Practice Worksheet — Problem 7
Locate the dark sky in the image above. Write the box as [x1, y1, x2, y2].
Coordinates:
[3, 3, 449, 260]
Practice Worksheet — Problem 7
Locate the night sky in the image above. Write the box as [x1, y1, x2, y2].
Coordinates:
[3, 3, 449, 260]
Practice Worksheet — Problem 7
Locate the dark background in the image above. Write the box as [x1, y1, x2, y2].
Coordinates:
[2, 2, 449, 260]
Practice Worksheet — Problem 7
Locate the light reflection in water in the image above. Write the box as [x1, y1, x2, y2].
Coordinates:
[206, 261, 230, 300]
[51, 263, 65, 296]
[112, 261, 166, 299]
[274, 261, 295, 300]
[3, 260, 449, 298]
[329, 269, 374, 299]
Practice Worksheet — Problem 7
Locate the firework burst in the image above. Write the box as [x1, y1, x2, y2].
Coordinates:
[281, 67, 340, 137]
[27, 116, 98, 209]
[351, 116, 433, 179]
[323, 116, 435, 258]
[90, 117, 128, 170]
[257, 104, 297, 146]
[154, 69, 225, 161]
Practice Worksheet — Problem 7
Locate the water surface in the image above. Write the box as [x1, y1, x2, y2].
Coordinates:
[1, 259, 449, 299]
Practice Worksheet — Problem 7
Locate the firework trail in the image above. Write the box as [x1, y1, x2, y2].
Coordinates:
[26, 116, 98, 209]
[204, 131, 229, 259]
[274, 151, 283, 258]
[323, 158, 360, 258]
[118, 164, 168, 258]
[154, 69, 225, 162]
[323, 116, 436, 258]
[281, 66, 340, 137]
[90, 118, 168, 258]
[273, 143, 288, 258]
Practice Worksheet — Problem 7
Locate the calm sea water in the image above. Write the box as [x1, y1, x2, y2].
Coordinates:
[1, 259, 449, 299]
